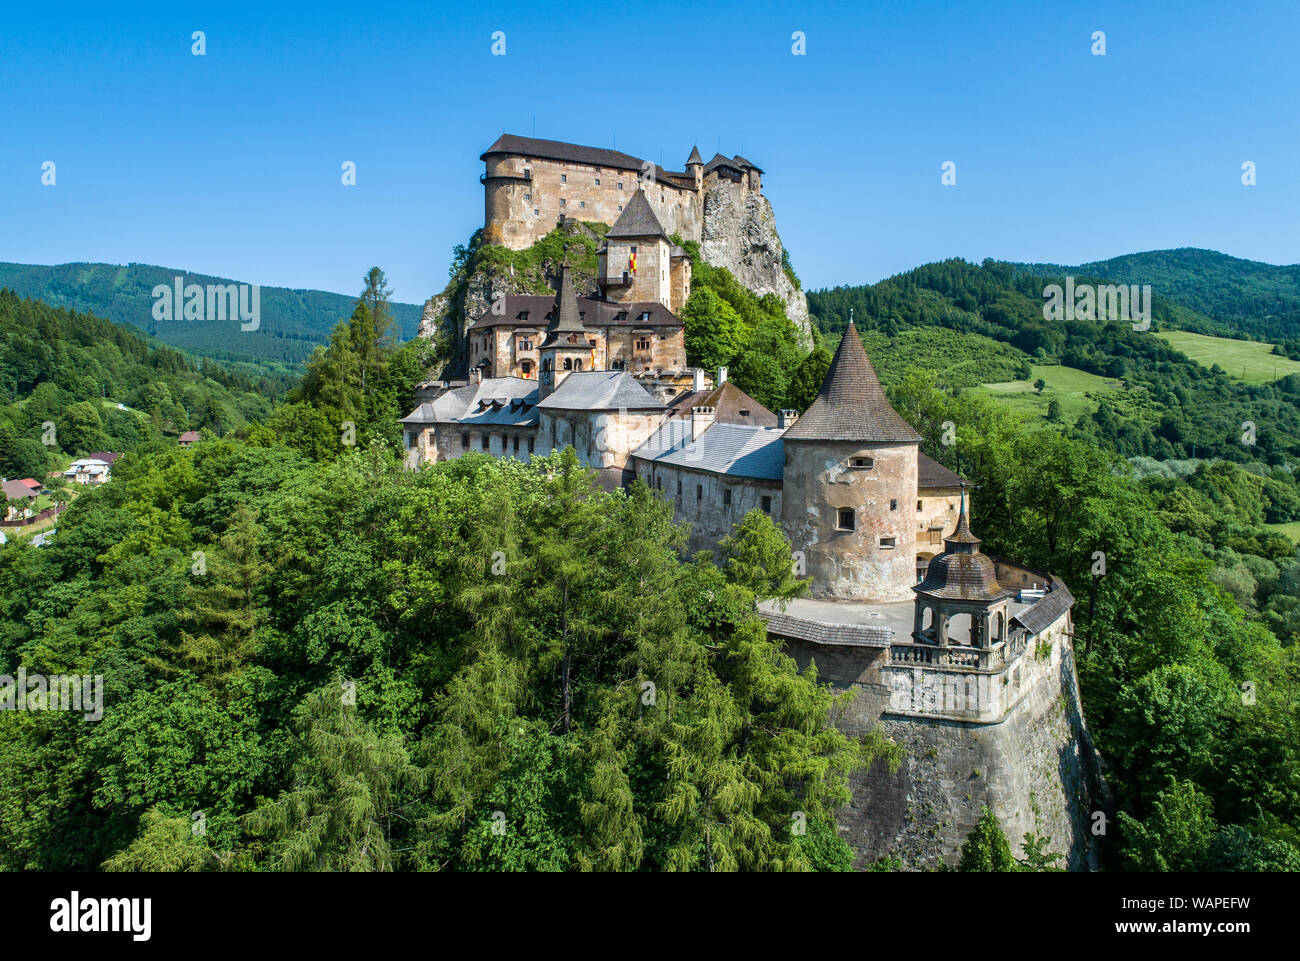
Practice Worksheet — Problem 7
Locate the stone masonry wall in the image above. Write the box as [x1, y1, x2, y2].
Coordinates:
[783, 615, 1100, 871]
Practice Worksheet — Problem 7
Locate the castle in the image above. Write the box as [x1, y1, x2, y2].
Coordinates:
[401, 138, 1102, 869]
[481, 134, 763, 250]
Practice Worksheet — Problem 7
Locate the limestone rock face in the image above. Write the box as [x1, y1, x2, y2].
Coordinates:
[700, 179, 812, 347]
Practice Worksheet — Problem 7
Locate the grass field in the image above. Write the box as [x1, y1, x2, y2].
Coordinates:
[1156, 331, 1300, 384]
[1266, 521, 1300, 544]
[973, 364, 1122, 421]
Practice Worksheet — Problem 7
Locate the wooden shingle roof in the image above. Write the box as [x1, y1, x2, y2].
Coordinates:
[781, 323, 922, 443]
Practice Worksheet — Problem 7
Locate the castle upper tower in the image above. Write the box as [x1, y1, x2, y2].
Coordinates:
[779, 322, 921, 601]
[599, 190, 691, 312]
[538, 257, 595, 399]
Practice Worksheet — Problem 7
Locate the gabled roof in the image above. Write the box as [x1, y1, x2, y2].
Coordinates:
[400, 379, 539, 426]
[88, 452, 120, 466]
[632, 422, 785, 481]
[535, 371, 665, 411]
[179, 430, 201, 442]
[3, 479, 38, 499]
[781, 323, 922, 443]
[667, 381, 777, 427]
[607, 190, 668, 239]
[469, 296, 680, 330]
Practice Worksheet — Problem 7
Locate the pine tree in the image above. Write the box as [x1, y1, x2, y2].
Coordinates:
[170, 504, 268, 693]
[958, 806, 1017, 871]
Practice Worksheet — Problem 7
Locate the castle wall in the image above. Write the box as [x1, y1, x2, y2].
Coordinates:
[783, 613, 1099, 871]
[630, 457, 782, 551]
[538, 409, 663, 471]
[780, 441, 919, 602]
[483, 153, 700, 250]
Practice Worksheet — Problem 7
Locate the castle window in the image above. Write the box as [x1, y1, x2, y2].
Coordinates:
[527, 438, 534, 454]
[761, 496, 772, 514]
[618, 182, 623, 189]
[524, 193, 531, 202]
[563, 357, 573, 371]
[580, 201, 585, 208]
[559, 198, 566, 207]
[462, 433, 469, 449]
[640, 311, 651, 322]
[850, 457, 874, 469]
[631, 246, 637, 254]
[611, 359, 625, 370]
[618, 205, 623, 211]
[594, 178, 600, 185]
[561, 174, 566, 183]
[917, 500, 923, 511]
[516, 311, 529, 320]
[880, 536, 897, 549]
[677, 479, 682, 497]
[521, 360, 533, 376]
[534, 209, 539, 216]
[696, 484, 702, 501]
[890, 499, 898, 511]
[518, 339, 533, 350]
[723, 488, 732, 507]
[513, 436, 519, 453]
[482, 434, 490, 451]
[635, 338, 651, 351]
[739, 409, 750, 417]
[574, 359, 583, 371]
[837, 509, 856, 531]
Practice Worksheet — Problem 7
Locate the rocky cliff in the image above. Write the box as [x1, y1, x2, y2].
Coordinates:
[699, 179, 812, 347]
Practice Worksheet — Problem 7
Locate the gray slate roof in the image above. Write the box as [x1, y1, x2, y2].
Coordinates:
[400, 379, 538, 426]
[759, 610, 891, 648]
[1011, 579, 1075, 635]
[535, 371, 665, 411]
[632, 422, 785, 481]
[468, 295, 681, 330]
[686, 145, 703, 165]
[607, 190, 668, 239]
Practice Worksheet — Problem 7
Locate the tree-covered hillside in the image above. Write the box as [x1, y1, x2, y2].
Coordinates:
[1014, 248, 1300, 342]
[0, 288, 285, 480]
[809, 258, 1300, 465]
[0, 262, 424, 371]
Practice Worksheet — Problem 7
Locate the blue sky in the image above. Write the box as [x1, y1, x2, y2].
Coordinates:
[2, 0, 1297, 305]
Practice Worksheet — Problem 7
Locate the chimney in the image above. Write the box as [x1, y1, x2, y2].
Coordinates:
[469, 366, 483, 386]
[691, 406, 715, 442]
[778, 409, 799, 429]
[692, 368, 706, 392]
[717, 366, 728, 385]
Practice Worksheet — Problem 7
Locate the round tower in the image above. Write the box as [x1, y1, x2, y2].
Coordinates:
[779, 323, 920, 601]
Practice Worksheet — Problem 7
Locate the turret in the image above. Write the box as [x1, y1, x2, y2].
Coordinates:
[686, 145, 703, 189]
[911, 487, 1015, 650]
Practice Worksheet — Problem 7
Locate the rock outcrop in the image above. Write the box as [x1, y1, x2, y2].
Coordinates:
[700, 179, 812, 347]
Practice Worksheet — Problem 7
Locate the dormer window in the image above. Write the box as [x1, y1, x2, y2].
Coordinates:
[516, 310, 529, 320]
[640, 311, 651, 322]
[615, 311, 628, 321]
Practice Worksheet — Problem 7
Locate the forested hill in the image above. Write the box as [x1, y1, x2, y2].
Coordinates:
[1013, 248, 1300, 341]
[0, 289, 284, 479]
[0, 262, 423, 371]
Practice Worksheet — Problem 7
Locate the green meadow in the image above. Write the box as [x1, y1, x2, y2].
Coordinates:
[1156, 331, 1300, 384]
[973, 364, 1122, 421]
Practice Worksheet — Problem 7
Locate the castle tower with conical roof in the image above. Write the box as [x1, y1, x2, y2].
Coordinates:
[780, 322, 921, 601]
[538, 255, 595, 399]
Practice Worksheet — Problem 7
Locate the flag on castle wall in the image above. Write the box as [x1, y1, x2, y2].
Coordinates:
[629, 252, 637, 275]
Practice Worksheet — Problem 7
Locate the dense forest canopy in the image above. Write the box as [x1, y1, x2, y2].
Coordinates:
[1, 255, 1298, 872]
